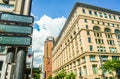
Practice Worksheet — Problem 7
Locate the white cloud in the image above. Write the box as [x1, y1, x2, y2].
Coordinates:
[32, 14, 66, 67]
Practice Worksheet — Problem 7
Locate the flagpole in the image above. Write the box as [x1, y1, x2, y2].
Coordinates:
[31, 52, 34, 79]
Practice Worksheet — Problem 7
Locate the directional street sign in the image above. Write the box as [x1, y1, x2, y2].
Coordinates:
[0, 12, 34, 24]
[0, 24, 33, 34]
[0, 36, 32, 46]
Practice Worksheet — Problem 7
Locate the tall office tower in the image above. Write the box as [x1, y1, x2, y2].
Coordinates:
[44, 36, 55, 79]
[0, 0, 32, 79]
[52, 2, 120, 79]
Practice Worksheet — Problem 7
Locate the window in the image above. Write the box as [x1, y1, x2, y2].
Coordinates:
[97, 21, 99, 24]
[86, 25, 88, 29]
[112, 56, 119, 60]
[92, 65, 98, 74]
[109, 14, 112, 19]
[112, 24, 114, 27]
[93, 26, 100, 31]
[89, 10, 92, 15]
[106, 34, 112, 38]
[107, 40, 115, 45]
[83, 66, 87, 75]
[104, 28, 111, 32]
[94, 33, 102, 37]
[109, 47, 117, 53]
[88, 37, 91, 43]
[116, 35, 120, 39]
[96, 39, 104, 44]
[118, 41, 120, 46]
[90, 55, 96, 61]
[87, 31, 90, 35]
[101, 56, 108, 61]
[82, 57, 86, 63]
[84, 19, 87, 23]
[103, 22, 105, 25]
[94, 11, 98, 16]
[0, 61, 3, 71]
[119, 17, 120, 20]
[73, 62, 76, 67]
[108, 23, 110, 26]
[82, 9, 85, 13]
[79, 68, 82, 76]
[0, 46, 5, 52]
[89, 45, 93, 51]
[113, 15, 116, 20]
[92, 20, 94, 24]
[104, 13, 107, 18]
[97, 46, 106, 52]
[99, 12, 103, 17]
[77, 59, 80, 65]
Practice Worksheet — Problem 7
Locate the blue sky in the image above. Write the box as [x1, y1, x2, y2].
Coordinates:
[31, 0, 120, 67]
[32, 0, 120, 19]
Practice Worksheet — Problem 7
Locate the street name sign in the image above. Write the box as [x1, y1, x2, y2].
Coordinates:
[0, 13, 34, 24]
[0, 36, 32, 46]
[0, 24, 33, 34]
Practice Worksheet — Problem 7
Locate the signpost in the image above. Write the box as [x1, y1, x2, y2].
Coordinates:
[0, 24, 33, 34]
[0, 36, 32, 46]
[0, 12, 34, 24]
[0, 12, 33, 46]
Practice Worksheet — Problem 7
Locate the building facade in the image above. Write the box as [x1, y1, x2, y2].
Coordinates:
[52, 2, 120, 79]
[44, 36, 55, 79]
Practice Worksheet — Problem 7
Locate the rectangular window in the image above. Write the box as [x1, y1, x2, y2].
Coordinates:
[107, 40, 115, 45]
[109, 47, 117, 53]
[104, 13, 107, 18]
[94, 11, 98, 16]
[99, 12, 103, 17]
[84, 19, 87, 23]
[89, 45, 93, 51]
[79, 68, 82, 76]
[86, 25, 88, 29]
[113, 15, 116, 20]
[106, 34, 112, 38]
[90, 55, 96, 61]
[77, 59, 80, 65]
[108, 23, 110, 26]
[97, 21, 99, 24]
[112, 56, 119, 60]
[88, 37, 91, 43]
[92, 20, 94, 24]
[83, 66, 87, 75]
[97, 46, 106, 52]
[101, 56, 108, 61]
[96, 39, 104, 44]
[0, 46, 5, 52]
[0, 61, 3, 71]
[82, 9, 85, 14]
[109, 14, 112, 19]
[82, 57, 86, 63]
[87, 31, 90, 35]
[92, 65, 98, 74]
[89, 10, 92, 15]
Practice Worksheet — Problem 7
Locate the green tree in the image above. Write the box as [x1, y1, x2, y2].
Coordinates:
[66, 72, 76, 79]
[33, 68, 41, 79]
[48, 75, 52, 79]
[100, 60, 120, 79]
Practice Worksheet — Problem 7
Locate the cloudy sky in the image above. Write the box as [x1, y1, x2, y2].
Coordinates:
[31, 0, 120, 67]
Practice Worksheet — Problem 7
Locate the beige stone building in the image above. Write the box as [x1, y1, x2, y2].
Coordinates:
[52, 2, 120, 79]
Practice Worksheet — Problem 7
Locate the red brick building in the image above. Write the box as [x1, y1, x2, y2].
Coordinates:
[44, 36, 54, 79]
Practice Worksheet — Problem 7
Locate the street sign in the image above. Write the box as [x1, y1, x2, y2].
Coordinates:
[0, 3, 14, 12]
[0, 24, 33, 34]
[0, 36, 32, 46]
[0, 13, 34, 24]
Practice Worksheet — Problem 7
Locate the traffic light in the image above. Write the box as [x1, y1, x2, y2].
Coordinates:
[2, 0, 9, 4]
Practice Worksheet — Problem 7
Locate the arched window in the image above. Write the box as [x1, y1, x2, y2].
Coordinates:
[114, 29, 120, 34]
[104, 28, 111, 32]
[93, 26, 100, 31]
